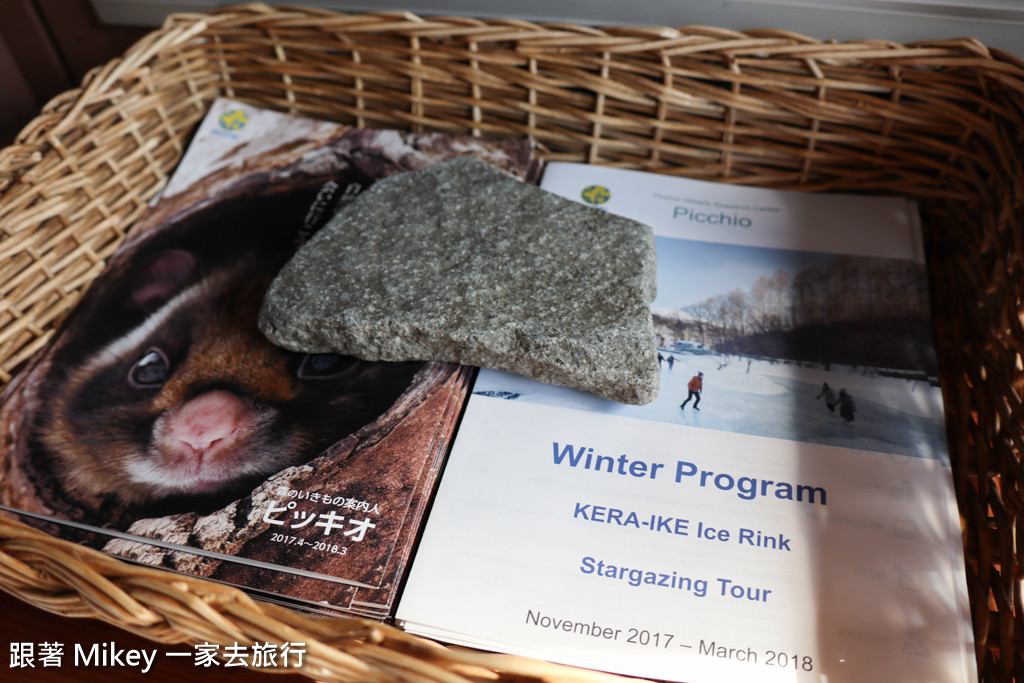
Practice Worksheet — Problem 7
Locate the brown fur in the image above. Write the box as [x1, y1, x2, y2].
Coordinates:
[33, 254, 421, 520]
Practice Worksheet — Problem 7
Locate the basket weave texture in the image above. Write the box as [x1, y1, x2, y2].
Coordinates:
[1, 4, 1023, 681]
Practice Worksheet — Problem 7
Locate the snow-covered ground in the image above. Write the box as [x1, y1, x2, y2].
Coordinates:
[472, 350, 948, 461]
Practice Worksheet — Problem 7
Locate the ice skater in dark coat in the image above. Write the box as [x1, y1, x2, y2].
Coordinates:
[838, 388, 856, 424]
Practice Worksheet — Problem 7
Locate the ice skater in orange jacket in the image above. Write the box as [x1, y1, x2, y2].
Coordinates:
[680, 371, 703, 411]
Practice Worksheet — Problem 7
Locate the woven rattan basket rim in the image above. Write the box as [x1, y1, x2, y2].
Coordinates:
[3, 3, 1024, 681]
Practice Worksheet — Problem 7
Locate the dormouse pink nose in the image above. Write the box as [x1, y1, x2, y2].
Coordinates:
[169, 390, 249, 457]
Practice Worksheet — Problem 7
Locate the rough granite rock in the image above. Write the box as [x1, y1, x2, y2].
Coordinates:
[259, 155, 660, 404]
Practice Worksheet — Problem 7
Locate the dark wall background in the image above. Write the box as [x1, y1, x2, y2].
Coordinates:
[0, 0, 148, 146]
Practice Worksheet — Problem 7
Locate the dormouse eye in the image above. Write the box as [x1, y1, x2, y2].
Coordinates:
[298, 353, 359, 380]
[130, 348, 170, 388]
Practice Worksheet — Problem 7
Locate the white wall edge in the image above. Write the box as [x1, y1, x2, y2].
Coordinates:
[91, 0, 1024, 55]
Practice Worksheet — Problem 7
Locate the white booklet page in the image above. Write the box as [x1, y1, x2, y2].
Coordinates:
[397, 163, 975, 683]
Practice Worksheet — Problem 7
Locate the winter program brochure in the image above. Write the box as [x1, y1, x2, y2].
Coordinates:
[0, 99, 538, 620]
[396, 163, 975, 682]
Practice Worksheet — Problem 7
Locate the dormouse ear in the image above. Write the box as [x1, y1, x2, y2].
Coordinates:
[129, 249, 199, 313]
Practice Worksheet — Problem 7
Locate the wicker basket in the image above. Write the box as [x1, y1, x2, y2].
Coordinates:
[1, 3, 1022, 681]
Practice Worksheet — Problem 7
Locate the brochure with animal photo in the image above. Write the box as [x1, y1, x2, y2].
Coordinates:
[397, 164, 976, 681]
[0, 98, 539, 619]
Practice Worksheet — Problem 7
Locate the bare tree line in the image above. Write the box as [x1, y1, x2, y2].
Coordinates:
[675, 256, 929, 348]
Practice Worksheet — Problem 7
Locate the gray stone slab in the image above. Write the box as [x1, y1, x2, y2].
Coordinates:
[258, 155, 660, 404]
